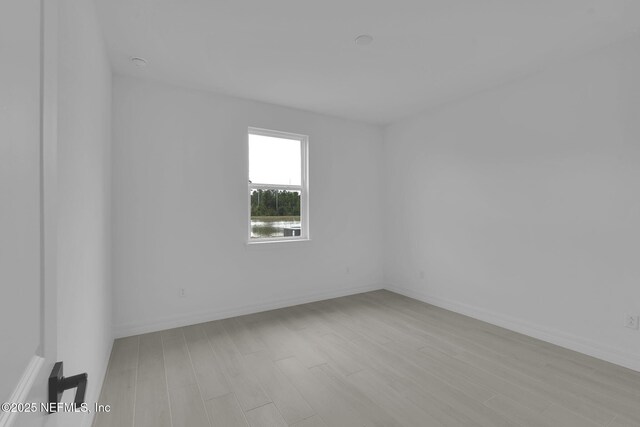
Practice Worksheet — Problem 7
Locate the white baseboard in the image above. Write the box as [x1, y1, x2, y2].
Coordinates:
[114, 284, 383, 338]
[386, 285, 640, 373]
[0, 355, 44, 427]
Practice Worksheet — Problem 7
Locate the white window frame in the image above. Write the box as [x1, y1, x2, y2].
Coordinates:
[247, 127, 309, 243]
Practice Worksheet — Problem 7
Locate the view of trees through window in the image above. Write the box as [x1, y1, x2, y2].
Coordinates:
[251, 189, 300, 217]
[250, 189, 301, 238]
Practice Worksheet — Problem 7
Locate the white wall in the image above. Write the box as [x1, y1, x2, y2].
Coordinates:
[384, 36, 640, 371]
[112, 75, 384, 337]
[58, 1, 113, 425]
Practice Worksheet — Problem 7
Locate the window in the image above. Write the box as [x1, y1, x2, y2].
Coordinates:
[248, 127, 309, 242]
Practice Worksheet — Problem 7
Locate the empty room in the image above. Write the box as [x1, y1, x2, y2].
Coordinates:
[2, 1, 640, 426]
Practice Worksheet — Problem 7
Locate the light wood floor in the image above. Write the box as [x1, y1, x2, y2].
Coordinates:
[94, 290, 640, 427]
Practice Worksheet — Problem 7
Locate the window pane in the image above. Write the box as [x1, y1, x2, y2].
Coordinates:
[250, 189, 301, 239]
[249, 133, 301, 186]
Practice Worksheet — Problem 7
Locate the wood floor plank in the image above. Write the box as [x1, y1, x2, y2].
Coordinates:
[250, 317, 326, 368]
[344, 368, 445, 426]
[162, 331, 197, 390]
[183, 324, 231, 400]
[204, 320, 247, 377]
[136, 332, 169, 408]
[205, 393, 248, 427]
[168, 384, 211, 427]
[301, 331, 365, 376]
[304, 303, 365, 342]
[530, 359, 640, 422]
[319, 321, 509, 427]
[133, 401, 171, 427]
[455, 350, 616, 426]
[419, 344, 552, 412]
[93, 368, 136, 427]
[275, 356, 381, 427]
[277, 304, 317, 332]
[322, 299, 396, 345]
[484, 394, 554, 427]
[308, 363, 405, 427]
[137, 332, 164, 381]
[354, 338, 515, 427]
[383, 339, 496, 403]
[243, 351, 315, 424]
[108, 336, 139, 374]
[345, 295, 429, 348]
[203, 320, 272, 411]
[245, 403, 288, 427]
[222, 316, 268, 355]
[539, 403, 600, 427]
[608, 416, 639, 427]
[318, 325, 482, 426]
[160, 327, 185, 341]
[290, 415, 328, 427]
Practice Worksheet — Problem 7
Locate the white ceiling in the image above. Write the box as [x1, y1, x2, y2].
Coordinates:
[96, 0, 640, 124]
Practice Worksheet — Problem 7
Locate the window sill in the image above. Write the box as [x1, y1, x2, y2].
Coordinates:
[246, 237, 311, 246]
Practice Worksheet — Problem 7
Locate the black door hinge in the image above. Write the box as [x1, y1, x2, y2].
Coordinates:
[47, 361, 88, 414]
